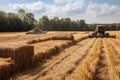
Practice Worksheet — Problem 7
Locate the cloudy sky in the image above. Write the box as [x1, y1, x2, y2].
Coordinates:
[0, 0, 120, 23]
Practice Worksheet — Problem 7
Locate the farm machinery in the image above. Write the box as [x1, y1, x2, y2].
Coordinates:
[26, 28, 47, 35]
[89, 25, 116, 38]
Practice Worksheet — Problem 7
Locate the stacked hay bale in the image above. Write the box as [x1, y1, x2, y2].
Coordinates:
[32, 40, 73, 63]
[52, 33, 74, 40]
[55, 40, 73, 52]
[0, 58, 15, 80]
[27, 37, 52, 44]
[27, 33, 74, 44]
[74, 34, 89, 43]
[27, 33, 88, 63]
[33, 46, 57, 63]
[32, 33, 82, 63]
[0, 43, 34, 71]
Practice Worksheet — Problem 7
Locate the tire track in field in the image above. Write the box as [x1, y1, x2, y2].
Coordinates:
[104, 38, 120, 80]
[108, 38, 120, 80]
[94, 39, 109, 80]
[11, 38, 92, 80]
[62, 38, 95, 80]
[33, 38, 96, 80]
[68, 38, 101, 80]
[41, 38, 91, 70]
[63, 38, 95, 80]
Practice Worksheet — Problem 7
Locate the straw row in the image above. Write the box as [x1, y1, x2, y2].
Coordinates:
[0, 43, 34, 71]
[0, 58, 15, 80]
[32, 41, 73, 63]
[104, 38, 120, 80]
[72, 38, 102, 80]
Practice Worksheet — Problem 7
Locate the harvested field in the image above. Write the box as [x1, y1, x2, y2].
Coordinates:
[0, 31, 120, 80]
[0, 58, 14, 80]
[0, 32, 87, 43]
[32, 40, 74, 63]
[0, 43, 34, 71]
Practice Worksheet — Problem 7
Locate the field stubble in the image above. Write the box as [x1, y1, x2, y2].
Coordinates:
[0, 31, 120, 80]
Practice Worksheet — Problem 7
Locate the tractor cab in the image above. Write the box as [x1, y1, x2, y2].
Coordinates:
[95, 25, 105, 36]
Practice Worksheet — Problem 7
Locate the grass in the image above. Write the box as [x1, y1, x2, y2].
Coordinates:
[0, 31, 120, 80]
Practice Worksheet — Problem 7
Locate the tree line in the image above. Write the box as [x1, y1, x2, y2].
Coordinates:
[38, 16, 120, 31]
[0, 9, 120, 32]
[0, 9, 35, 32]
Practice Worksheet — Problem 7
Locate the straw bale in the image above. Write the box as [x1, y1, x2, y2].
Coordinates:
[0, 43, 34, 71]
[74, 34, 89, 43]
[27, 39, 39, 44]
[55, 41, 73, 52]
[32, 40, 73, 63]
[27, 33, 75, 44]
[52, 33, 74, 41]
[27, 37, 52, 44]
[0, 58, 15, 80]
[33, 46, 57, 63]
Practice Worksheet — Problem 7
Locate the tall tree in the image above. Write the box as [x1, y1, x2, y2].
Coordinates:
[0, 11, 8, 31]
[26, 13, 35, 24]
[77, 20, 88, 31]
[39, 15, 49, 30]
[18, 9, 26, 21]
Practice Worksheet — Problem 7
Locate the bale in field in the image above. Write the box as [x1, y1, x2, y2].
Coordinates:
[32, 40, 73, 63]
[32, 46, 57, 63]
[0, 58, 15, 80]
[27, 33, 75, 44]
[0, 43, 34, 71]
[55, 41, 73, 52]
[27, 37, 52, 44]
[74, 34, 89, 43]
[51, 33, 75, 44]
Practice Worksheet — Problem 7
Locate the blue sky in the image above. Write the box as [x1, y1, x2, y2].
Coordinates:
[0, 0, 120, 23]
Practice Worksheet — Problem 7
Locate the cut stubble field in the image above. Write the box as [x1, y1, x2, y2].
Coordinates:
[0, 31, 120, 80]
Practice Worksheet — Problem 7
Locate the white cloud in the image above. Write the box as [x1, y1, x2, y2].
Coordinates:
[83, 2, 120, 23]
[62, 0, 84, 14]
[54, 0, 74, 4]
[9, 0, 84, 18]
[8, 0, 120, 23]
[86, 2, 120, 17]
[9, 1, 44, 12]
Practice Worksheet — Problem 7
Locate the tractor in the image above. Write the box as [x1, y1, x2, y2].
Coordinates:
[89, 25, 116, 38]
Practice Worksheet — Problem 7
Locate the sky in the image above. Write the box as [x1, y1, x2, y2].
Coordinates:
[0, 0, 120, 23]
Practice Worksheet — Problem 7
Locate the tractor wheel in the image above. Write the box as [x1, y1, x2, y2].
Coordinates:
[106, 33, 109, 36]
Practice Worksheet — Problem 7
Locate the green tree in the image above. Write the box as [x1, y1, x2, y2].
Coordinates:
[39, 15, 49, 30]
[18, 9, 26, 21]
[116, 23, 120, 30]
[0, 11, 8, 31]
[26, 13, 35, 24]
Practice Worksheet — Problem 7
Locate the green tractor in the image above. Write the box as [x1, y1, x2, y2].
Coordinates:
[89, 25, 116, 38]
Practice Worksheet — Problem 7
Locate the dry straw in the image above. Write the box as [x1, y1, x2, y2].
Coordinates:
[32, 33, 88, 63]
[27, 33, 89, 46]
[73, 38, 102, 80]
[51, 33, 74, 40]
[0, 43, 34, 71]
[27, 37, 52, 44]
[0, 58, 15, 80]
[104, 38, 120, 80]
[32, 40, 73, 63]
[28, 33, 75, 44]
[74, 34, 89, 43]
